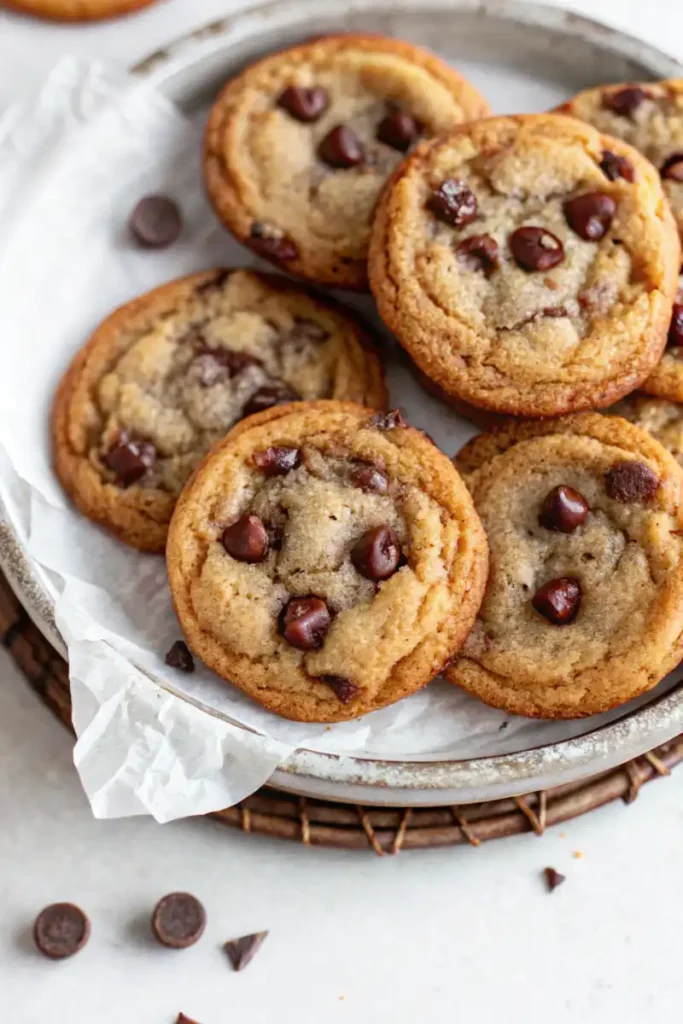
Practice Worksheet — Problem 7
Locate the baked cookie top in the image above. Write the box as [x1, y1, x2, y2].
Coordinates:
[2, 0, 156, 19]
[52, 269, 386, 552]
[446, 413, 683, 719]
[166, 401, 488, 723]
[369, 113, 680, 416]
[614, 394, 683, 467]
[204, 33, 490, 290]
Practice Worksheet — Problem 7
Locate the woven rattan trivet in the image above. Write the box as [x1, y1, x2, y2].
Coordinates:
[2, 571, 682, 855]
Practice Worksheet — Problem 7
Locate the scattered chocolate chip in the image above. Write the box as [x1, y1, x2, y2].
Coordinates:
[224, 931, 268, 972]
[351, 525, 401, 581]
[151, 893, 206, 950]
[599, 150, 635, 182]
[539, 485, 589, 533]
[222, 514, 269, 563]
[249, 223, 298, 262]
[456, 234, 499, 277]
[532, 577, 581, 625]
[34, 903, 90, 960]
[322, 674, 360, 703]
[661, 153, 683, 182]
[129, 195, 182, 248]
[544, 867, 566, 892]
[281, 596, 331, 650]
[370, 409, 407, 430]
[176, 1015, 201, 1024]
[318, 125, 364, 168]
[603, 85, 648, 118]
[103, 433, 156, 487]
[278, 85, 328, 122]
[351, 464, 388, 494]
[668, 304, 683, 347]
[564, 192, 616, 241]
[376, 109, 420, 151]
[165, 640, 195, 673]
[252, 446, 302, 476]
[605, 461, 659, 502]
[243, 384, 300, 417]
[427, 178, 478, 228]
[509, 226, 564, 271]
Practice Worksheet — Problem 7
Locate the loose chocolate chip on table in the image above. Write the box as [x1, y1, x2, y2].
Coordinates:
[564, 192, 616, 241]
[129, 195, 182, 249]
[244, 384, 300, 417]
[603, 85, 648, 118]
[370, 409, 407, 430]
[34, 903, 90, 960]
[252, 446, 302, 476]
[278, 85, 328, 122]
[532, 577, 581, 625]
[599, 150, 635, 183]
[351, 525, 402, 582]
[176, 1015, 201, 1024]
[103, 433, 156, 487]
[661, 153, 683, 182]
[544, 867, 566, 893]
[509, 226, 564, 271]
[456, 234, 499, 277]
[318, 125, 365, 168]
[224, 931, 269, 972]
[249, 223, 299, 262]
[322, 674, 360, 703]
[165, 640, 195, 673]
[376, 109, 420, 151]
[605, 461, 659, 502]
[539, 485, 589, 533]
[281, 596, 331, 650]
[351, 464, 388, 494]
[427, 178, 478, 228]
[151, 893, 206, 950]
[668, 304, 683, 347]
[222, 514, 269, 563]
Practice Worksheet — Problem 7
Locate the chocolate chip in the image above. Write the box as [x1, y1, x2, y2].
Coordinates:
[281, 596, 331, 650]
[544, 867, 566, 892]
[600, 150, 635, 182]
[456, 234, 499, 277]
[351, 525, 401, 581]
[191, 348, 258, 386]
[34, 903, 90, 960]
[370, 409, 407, 429]
[249, 223, 298, 262]
[668, 304, 683, 347]
[176, 1015, 201, 1024]
[278, 85, 328, 122]
[539, 485, 589, 533]
[318, 125, 364, 168]
[243, 384, 300, 417]
[351, 464, 388, 494]
[252, 446, 302, 476]
[532, 577, 581, 625]
[427, 178, 478, 228]
[661, 153, 683, 182]
[103, 433, 156, 487]
[605, 461, 659, 502]
[129, 195, 182, 248]
[509, 227, 564, 271]
[151, 893, 206, 950]
[165, 640, 195, 673]
[376, 109, 420, 152]
[222, 514, 269, 563]
[564, 192, 616, 241]
[322, 674, 360, 703]
[603, 86, 648, 118]
[224, 931, 268, 972]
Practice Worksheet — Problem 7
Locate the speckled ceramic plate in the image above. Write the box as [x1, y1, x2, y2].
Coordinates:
[3, 0, 683, 806]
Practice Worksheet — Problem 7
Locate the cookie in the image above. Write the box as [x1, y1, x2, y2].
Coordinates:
[52, 269, 386, 553]
[638, 275, 683, 402]
[368, 113, 680, 417]
[166, 401, 488, 723]
[613, 394, 683, 466]
[445, 413, 683, 719]
[204, 34, 490, 290]
[2, 0, 157, 20]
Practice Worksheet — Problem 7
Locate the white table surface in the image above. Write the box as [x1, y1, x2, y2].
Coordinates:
[2, 1, 683, 1021]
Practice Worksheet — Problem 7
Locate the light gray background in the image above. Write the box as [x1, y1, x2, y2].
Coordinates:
[1, 1, 682, 1021]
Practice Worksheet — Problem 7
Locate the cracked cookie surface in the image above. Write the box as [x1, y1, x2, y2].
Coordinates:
[204, 33, 490, 290]
[166, 401, 488, 723]
[52, 269, 386, 552]
[369, 113, 680, 416]
[446, 413, 683, 719]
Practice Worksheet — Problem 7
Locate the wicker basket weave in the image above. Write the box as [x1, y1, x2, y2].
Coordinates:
[2, 571, 681, 855]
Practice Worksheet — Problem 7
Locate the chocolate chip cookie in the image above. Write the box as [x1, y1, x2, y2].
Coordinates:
[613, 394, 683, 467]
[445, 413, 683, 719]
[637, 276, 683, 402]
[369, 113, 680, 417]
[2, 0, 157, 19]
[166, 401, 488, 722]
[204, 34, 490, 290]
[52, 269, 386, 553]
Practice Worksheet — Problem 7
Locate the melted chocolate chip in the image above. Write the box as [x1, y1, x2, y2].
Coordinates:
[456, 234, 499, 277]
[151, 893, 206, 950]
[103, 434, 156, 487]
[249, 223, 298, 262]
[532, 577, 581, 625]
[278, 85, 328, 122]
[165, 640, 195, 673]
[427, 178, 478, 228]
[243, 384, 300, 417]
[281, 596, 331, 650]
[376, 109, 420, 151]
[129, 195, 182, 248]
[544, 867, 566, 893]
[192, 347, 259, 387]
[321, 674, 360, 703]
[539, 485, 589, 533]
[564, 192, 616, 241]
[600, 150, 635, 182]
[661, 153, 683, 182]
[605, 461, 659, 502]
[224, 931, 269, 972]
[351, 525, 401, 581]
[351, 464, 388, 494]
[34, 904, 90, 960]
[252, 446, 302, 476]
[221, 514, 269, 563]
[318, 125, 364, 168]
[603, 86, 648, 118]
[668, 304, 683, 347]
[370, 409, 407, 430]
[509, 227, 564, 271]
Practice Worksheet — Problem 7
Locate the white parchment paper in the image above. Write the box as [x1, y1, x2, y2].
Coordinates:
[0, 59, 675, 821]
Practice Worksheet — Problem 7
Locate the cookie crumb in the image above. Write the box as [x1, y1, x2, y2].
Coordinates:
[572, 850, 584, 860]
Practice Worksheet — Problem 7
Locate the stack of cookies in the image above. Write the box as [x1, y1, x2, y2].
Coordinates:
[52, 34, 683, 724]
